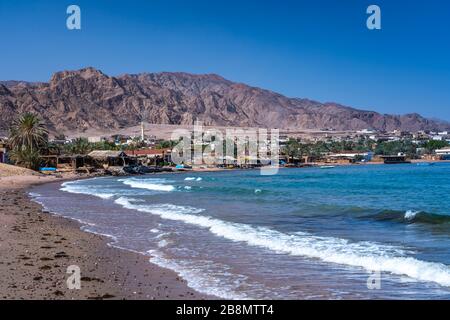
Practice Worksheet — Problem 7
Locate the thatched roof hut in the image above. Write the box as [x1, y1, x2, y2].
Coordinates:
[87, 150, 130, 167]
[88, 150, 128, 160]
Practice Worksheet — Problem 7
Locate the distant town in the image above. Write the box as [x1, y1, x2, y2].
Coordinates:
[1, 116, 450, 174]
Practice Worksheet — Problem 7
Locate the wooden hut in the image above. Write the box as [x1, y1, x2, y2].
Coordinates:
[87, 150, 131, 167]
[39, 154, 88, 171]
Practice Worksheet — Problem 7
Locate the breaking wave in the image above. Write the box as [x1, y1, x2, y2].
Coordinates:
[60, 181, 115, 199]
[114, 196, 450, 288]
[119, 178, 175, 192]
[370, 209, 450, 225]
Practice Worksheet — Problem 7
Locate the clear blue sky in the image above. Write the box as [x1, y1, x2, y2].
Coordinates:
[1, 0, 450, 120]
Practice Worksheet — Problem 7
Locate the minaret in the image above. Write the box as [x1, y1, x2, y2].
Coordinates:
[140, 121, 145, 142]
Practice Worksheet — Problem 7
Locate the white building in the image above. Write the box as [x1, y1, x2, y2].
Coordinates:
[88, 136, 106, 143]
[327, 151, 374, 162]
[435, 148, 450, 156]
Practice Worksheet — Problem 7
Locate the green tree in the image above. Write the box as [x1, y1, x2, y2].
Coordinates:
[92, 140, 119, 151]
[374, 140, 418, 158]
[44, 142, 62, 156]
[8, 113, 48, 169]
[156, 140, 176, 149]
[9, 148, 41, 170]
[307, 141, 330, 158]
[9, 113, 48, 152]
[282, 138, 301, 163]
[66, 138, 92, 155]
[423, 140, 449, 153]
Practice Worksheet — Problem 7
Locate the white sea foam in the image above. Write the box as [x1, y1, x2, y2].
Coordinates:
[155, 233, 169, 239]
[28, 192, 41, 198]
[184, 177, 202, 181]
[28, 192, 46, 207]
[120, 178, 175, 192]
[148, 249, 250, 300]
[405, 210, 419, 220]
[114, 196, 450, 288]
[94, 193, 115, 199]
[82, 227, 118, 243]
[60, 181, 115, 199]
[157, 239, 172, 248]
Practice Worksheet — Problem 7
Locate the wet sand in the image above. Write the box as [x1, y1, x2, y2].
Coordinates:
[0, 182, 212, 300]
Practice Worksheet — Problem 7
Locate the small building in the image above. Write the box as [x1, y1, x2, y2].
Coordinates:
[112, 135, 132, 145]
[88, 136, 107, 143]
[326, 151, 374, 163]
[88, 150, 132, 167]
[40, 155, 88, 171]
[435, 147, 450, 160]
[127, 148, 172, 165]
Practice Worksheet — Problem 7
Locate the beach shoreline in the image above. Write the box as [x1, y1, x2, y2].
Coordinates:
[3, 160, 450, 300]
[0, 173, 215, 300]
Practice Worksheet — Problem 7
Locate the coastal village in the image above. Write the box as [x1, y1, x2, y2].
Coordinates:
[1, 116, 450, 176]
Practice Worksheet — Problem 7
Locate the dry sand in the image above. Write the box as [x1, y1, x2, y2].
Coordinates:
[0, 165, 212, 300]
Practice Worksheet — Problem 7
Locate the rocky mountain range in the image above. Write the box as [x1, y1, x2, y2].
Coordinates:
[1, 67, 448, 135]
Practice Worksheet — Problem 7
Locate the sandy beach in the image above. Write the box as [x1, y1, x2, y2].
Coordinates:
[0, 167, 212, 300]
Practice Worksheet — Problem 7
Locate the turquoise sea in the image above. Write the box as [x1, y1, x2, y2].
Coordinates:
[31, 163, 450, 299]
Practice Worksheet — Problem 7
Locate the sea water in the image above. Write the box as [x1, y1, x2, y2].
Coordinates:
[30, 164, 450, 299]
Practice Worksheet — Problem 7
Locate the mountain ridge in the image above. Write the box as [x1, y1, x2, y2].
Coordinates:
[0, 67, 448, 134]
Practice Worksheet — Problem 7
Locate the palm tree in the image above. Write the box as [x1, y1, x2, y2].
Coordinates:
[156, 139, 176, 149]
[66, 137, 92, 155]
[9, 113, 48, 169]
[9, 147, 41, 170]
[9, 113, 48, 152]
[283, 138, 300, 163]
